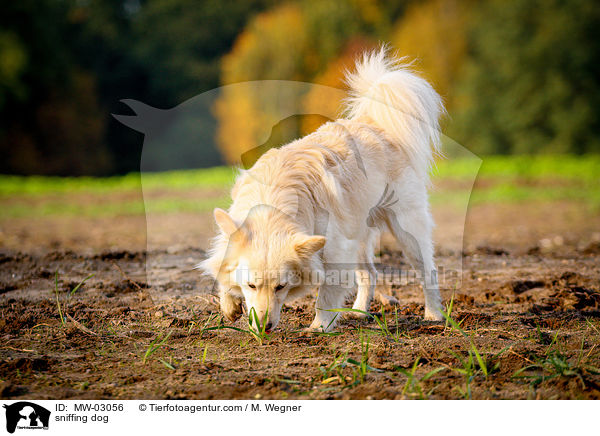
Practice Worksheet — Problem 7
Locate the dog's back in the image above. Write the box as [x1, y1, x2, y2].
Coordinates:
[229, 48, 444, 232]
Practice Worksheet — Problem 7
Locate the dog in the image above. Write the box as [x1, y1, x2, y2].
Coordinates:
[200, 48, 445, 332]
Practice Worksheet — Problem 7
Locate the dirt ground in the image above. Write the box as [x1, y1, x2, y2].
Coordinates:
[1, 201, 600, 399]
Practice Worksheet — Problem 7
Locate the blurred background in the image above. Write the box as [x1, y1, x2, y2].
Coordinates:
[1, 0, 599, 254]
[2, 0, 599, 175]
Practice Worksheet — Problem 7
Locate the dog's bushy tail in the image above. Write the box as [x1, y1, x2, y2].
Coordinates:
[344, 47, 445, 178]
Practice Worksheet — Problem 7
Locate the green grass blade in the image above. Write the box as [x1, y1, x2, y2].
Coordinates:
[69, 273, 95, 296]
[143, 331, 172, 364]
[421, 367, 446, 381]
[54, 271, 65, 326]
[441, 309, 468, 338]
[158, 358, 175, 370]
[471, 343, 488, 377]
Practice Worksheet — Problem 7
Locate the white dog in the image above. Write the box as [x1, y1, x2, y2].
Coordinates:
[201, 48, 445, 332]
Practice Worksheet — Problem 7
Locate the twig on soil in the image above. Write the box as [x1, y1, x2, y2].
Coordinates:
[418, 344, 436, 364]
[476, 328, 520, 338]
[584, 343, 597, 361]
[65, 313, 98, 336]
[586, 319, 600, 335]
[29, 323, 52, 332]
[112, 261, 144, 291]
[1, 346, 35, 353]
[112, 261, 154, 304]
[198, 295, 220, 308]
[508, 349, 535, 365]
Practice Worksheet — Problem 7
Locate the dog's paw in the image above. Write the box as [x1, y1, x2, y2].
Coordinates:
[304, 318, 337, 333]
[222, 309, 242, 323]
[345, 309, 369, 320]
[424, 307, 444, 322]
[220, 296, 243, 323]
[376, 293, 401, 307]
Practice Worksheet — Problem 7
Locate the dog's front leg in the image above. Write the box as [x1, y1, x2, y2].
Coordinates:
[219, 286, 243, 322]
[307, 283, 347, 332]
[306, 235, 359, 332]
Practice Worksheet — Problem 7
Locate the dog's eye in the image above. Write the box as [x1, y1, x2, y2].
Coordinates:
[248, 283, 256, 289]
[275, 284, 286, 291]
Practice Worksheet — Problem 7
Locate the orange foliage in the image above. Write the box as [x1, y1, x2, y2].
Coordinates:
[215, 4, 308, 164]
[301, 38, 375, 134]
[215, 0, 474, 164]
[391, 0, 472, 111]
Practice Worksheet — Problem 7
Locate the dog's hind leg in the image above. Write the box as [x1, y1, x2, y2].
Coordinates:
[374, 289, 401, 307]
[383, 203, 444, 321]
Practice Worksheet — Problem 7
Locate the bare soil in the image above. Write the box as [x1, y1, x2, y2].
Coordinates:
[1, 202, 599, 399]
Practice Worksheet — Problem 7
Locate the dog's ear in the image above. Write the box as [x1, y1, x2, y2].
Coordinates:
[294, 235, 326, 258]
[214, 208, 239, 235]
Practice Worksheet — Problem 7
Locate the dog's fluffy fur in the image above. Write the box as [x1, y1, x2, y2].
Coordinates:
[201, 48, 445, 332]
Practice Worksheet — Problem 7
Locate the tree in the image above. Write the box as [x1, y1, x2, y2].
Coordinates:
[0, 0, 272, 175]
[214, 0, 391, 164]
[391, 0, 472, 114]
[0, 0, 112, 175]
[215, 3, 310, 164]
[301, 37, 376, 135]
[452, 0, 600, 155]
[133, 0, 272, 105]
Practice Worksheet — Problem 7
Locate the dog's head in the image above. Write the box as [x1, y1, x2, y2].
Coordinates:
[207, 207, 325, 332]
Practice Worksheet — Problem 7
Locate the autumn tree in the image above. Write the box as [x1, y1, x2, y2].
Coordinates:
[214, 0, 391, 164]
[390, 0, 472, 114]
[452, 0, 600, 154]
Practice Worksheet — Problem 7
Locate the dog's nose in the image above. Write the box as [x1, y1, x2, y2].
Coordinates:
[265, 322, 273, 331]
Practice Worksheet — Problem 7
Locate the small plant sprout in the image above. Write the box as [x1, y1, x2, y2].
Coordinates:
[204, 306, 270, 345]
[188, 312, 219, 336]
[158, 357, 175, 370]
[320, 353, 349, 384]
[345, 329, 381, 384]
[54, 271, 66, 326]
[143, 331, 172, 364]
[443, 309, 508, 378]
[327, 308, 404, 342]
[396, 358, 446, 399]
[247, 306, 270, 338]
[69, 273, 95, 296]
[441, 309, 509, 398]
[444, 292, 455, 330]
[512, 333, 600, 388]
[318, 329, 381, 387]
[54, 271, 95, 327]
[200, 344, 208, 364]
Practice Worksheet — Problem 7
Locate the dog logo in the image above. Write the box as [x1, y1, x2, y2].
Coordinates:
[3, 402, 50, 433]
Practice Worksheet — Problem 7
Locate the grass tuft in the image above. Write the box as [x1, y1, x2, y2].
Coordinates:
[143, 331, 172, 364]
[396, 358, 446, 399]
